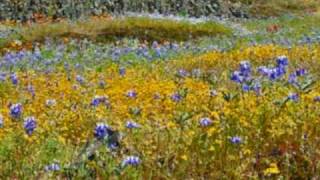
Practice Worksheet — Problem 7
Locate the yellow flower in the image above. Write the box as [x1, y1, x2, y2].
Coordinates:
[181, 155, 188, 161]
[264, 163, 280, 176]
[207, 127, 216, 137]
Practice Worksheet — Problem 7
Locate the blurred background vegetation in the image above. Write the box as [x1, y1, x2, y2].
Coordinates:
[0, 0, 319, 21]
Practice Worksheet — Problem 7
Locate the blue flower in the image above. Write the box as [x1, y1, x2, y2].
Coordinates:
[155, 47, 162, 57]
[252, 82, 262, 94]
[276, 55, 289, 67]
[76, 75, 85, 84]
[231, 71, 244, 83]
[152, 41, 159, 49]
[10, 103, 22, 118]
[295, 68, 307, 76]
[127, 90, 137, 98]
[27, 84, 35, 96]
[288, 93, 299, 102]
[268, 67, 286, 80]
[314, 96, 320, 102]
[119, 67, 126, 76]
[288, 73, 297, 84]
[91, 95, 108, 106]
[98, 80, 106, 88]
[177, 69, 189, 78]
[108, 142, 119, 150]
[122, 156, 141, 166]
[153, 93, 161, 100]
[44, 163, 60, 172]
[0, 114, 3, 128]
[111, 49, 121, 60]
[171, 93, 182, 102]
[10, 73, 18, 85]
[199, 117, 212, 127]
[91, 98, 100, 106]
[0, 72, 7, 81]
[94, 123, 112, 140]
[46, 99, 57, 107]
[242, 84, 250, 92]
[230, 136, 242, 144]
[276, 66, 287, 76]
[24, 116, 36, 135]
[258, 66, 271, 76]
[239, 61, 251, 76]
[126, 121, 140, 129]
[171, 43, 179, 51]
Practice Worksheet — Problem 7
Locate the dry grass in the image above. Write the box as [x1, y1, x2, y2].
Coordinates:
[1, 17, 231, 49]
[247, 0, 319, 17]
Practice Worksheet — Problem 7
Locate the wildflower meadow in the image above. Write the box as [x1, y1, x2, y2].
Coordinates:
[1, 0, 320, 179]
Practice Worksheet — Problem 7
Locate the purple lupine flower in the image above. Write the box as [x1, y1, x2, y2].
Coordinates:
[111, 49, 121, 60]
[288, 73, 298, 84]
[288, 93, 299, 102]
[44, 163, 60, 172]
[153, 93, 161, 100]
[94, 123, 112, 140]
[242, 84, 250, 92]
[276, 66, 287, 76]
[127, 90, 137, 98]
[258, 66, 271, 76]
[46, 99, 57, 107]
[91, 97, 100, 106]
[126, 121, 140, 129]
[230, 136, 242, 144]
[177, 69, 189, 78]
[199, 117, 212, 127]
[123, 47, 132, 54]
[10, 73, 18, 85]
[171, 43, 179, 51]
[239, 61, 251, 76]
[91, 95, 108, 106]
[24, 116, 36, 135]
[74, 63, 81, 69]
[98, 80, 106, 88]
[119, 67, 126, 76]
[10, 103, 22, 118]
[108, 142, 119, 150]
[268, 67, 286, 80]
[0, 72, 6, 81]
[276, 55, 289, 67]
[171, 93, 182, 102]
[252, 82, 262, 95]
[152, 41, 159, 49]
[268, 68, 278, 80]
[231, 71, 244, 83]
[76, 75, 85, 84]
[0, 114, 3, 128]
[295, 68, 307, 76]
[122, 156, 141, 166]
[314, 96, 320, 102]
[27, 84, 35, 96]
[155, 47, 162, 57]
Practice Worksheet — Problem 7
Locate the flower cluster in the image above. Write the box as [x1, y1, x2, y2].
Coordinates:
[94, 123, 112, 140]
[122, 156, 141, 166]
[24, 116, 37, 135]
